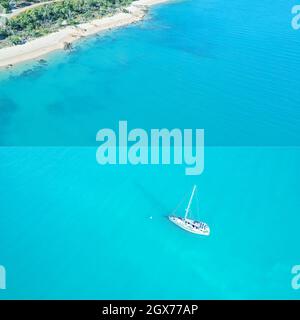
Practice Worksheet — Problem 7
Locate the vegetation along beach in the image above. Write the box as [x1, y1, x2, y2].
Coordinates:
[0, 0, 170, 67]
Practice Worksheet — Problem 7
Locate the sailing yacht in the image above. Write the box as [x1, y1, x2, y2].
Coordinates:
[168, 185, 210, 236]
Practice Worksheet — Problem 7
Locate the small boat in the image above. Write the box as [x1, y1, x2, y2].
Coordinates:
[168, 185, 210, 236]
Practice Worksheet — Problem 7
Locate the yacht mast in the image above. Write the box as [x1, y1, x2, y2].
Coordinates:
[184, 185, 197, 219]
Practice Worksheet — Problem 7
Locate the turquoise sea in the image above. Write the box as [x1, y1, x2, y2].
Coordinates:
[0, 0, 300, 299]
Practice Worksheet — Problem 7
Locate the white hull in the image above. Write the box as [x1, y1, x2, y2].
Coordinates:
[168, 216, 210, 236]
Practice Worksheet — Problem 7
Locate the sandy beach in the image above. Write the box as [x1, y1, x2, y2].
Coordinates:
[0, 0, 170, 68]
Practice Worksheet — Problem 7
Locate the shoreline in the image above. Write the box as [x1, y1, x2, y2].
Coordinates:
[0, 0, 170, 69]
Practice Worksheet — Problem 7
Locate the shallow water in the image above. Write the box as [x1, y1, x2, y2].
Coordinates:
[0, 0, 300, 299]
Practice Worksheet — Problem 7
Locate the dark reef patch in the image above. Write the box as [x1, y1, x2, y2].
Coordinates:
[0, 96, 18, 144]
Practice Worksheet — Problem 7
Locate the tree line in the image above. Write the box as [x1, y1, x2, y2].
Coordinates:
[0, 0, 133, 45]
